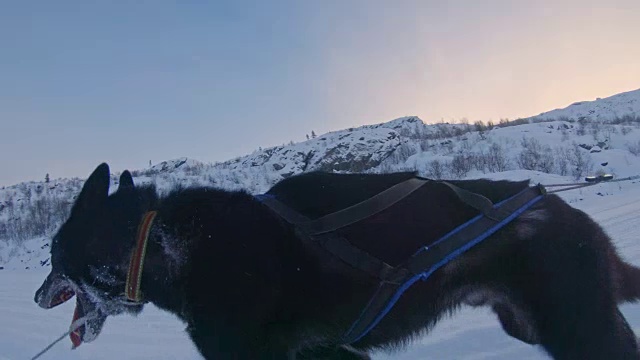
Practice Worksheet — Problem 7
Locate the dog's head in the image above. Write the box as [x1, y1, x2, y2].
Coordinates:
[34, 163, 150, 348]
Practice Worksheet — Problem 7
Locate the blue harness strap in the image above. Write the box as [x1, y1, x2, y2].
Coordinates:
[256, 179, 546, 346]
[341, 187, 544, 344]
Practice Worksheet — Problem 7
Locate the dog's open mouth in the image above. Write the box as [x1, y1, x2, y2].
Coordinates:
[68, 291, 107, 348]
[35, 275, 107, 348]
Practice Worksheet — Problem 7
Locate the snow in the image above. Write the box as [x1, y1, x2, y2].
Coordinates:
[0, 270, 203, 359]
[0, 236, 50, 270]
[0, 175, 640, 359]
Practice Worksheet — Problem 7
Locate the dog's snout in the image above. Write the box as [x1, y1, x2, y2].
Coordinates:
[34, 271, 75, 309]
[34, 273, 52, 307]
[34, 284, 43, 304]
[35, 271, 57, 307]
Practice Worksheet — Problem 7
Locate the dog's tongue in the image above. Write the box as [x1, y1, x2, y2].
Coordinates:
[70, 300, 85, 348]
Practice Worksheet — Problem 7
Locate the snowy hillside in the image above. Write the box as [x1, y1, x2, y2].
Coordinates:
[3, 89, 640, 269]
[217, 119, 405, 176]
[530, 88, 640, 122]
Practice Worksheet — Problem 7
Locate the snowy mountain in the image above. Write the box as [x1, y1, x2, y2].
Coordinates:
[3, 88, 640, 270]
[530, 88, 640, 122]
[148, 157, 203, 173]
[217, 118, 405, 176]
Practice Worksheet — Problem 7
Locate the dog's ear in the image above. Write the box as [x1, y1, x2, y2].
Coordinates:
[117, 170, 135, 191]
[71, 163, 110, 214]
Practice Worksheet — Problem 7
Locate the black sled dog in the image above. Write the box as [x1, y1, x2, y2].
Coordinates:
[35, 163, 640, 359]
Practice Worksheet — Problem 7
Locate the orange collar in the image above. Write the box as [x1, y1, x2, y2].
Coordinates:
[125, 211, 158, 303]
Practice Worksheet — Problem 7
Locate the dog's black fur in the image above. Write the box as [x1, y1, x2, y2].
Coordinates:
[35, 163, 640, 359]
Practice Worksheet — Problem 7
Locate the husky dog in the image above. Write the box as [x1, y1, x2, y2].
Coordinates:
[35, 163, 640, 359]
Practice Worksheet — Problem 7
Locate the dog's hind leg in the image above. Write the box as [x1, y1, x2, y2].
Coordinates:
[530, 287, 639, 359]
[522, 255, 640, 358]
[491, 301, 539, 345]
[462, 288, 540, 345]
[616, 307, 640, 353]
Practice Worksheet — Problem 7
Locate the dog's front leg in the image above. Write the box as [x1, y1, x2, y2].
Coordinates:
[186, 324, 294, 360]
[288, 349, 297, 360]
[296, 345, 371, 360]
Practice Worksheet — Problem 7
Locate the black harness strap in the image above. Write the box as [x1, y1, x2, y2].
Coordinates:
[340, 272, 409, 343]
[255, 193, 312, 225]
[300, 178, 428, 235]
[257, 194, 395, 279]
[440, 182, 499, 217]
[257, 178, 431, 279]
[256, 178, 546, 345]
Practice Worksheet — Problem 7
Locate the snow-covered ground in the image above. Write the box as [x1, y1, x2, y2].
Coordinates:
[2, 173, 640, 360]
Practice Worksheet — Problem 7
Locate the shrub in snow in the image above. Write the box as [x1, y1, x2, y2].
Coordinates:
[627, 140, 640, 156]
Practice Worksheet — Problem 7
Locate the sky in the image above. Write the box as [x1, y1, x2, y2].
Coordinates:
[1, 0, 639, 186]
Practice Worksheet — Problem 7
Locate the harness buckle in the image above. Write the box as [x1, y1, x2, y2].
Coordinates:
[379, 265, 410, 286]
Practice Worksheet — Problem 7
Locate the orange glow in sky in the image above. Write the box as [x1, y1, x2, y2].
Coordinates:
[319, 1, 640, 127]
